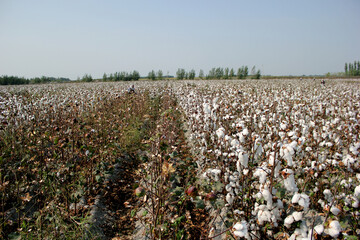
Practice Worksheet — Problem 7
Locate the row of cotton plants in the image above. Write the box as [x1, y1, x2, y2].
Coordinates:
[0, 81, 163, 128]
[174, 79, 360, 239]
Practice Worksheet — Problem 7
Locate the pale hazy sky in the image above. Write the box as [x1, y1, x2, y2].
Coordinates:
[1, 0, 359, 79]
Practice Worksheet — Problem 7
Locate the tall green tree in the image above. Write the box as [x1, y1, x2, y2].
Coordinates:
[244, 66, 248, 78]
[148, 70, 156, 80]
[157, 70, 163, 80]
[188, 69, 196, 80]
[199, 69, 204, 79]
[224, 68, 229, 79]
[176, 68, 186, 80]
[103, 73, 108, 81]
[229, 68, 235, 78]
[345, 63, 348, 75]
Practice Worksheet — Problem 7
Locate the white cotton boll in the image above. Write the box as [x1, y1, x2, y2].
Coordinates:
[243, 169, 249, 175]
[254, 168, 268, 184]
[306, 147, 312, 152]
[238, 152, 249, 168]
[242, 128, 249, 136]
[216, 127, 225, 139]
[280, 122, 287, 130]
[277, 199, 284, 209]
[314, 224, 324, 235]
[318, 199, 325, 208]
[279, 131, 286, 139]
[236, 160, 241, 173]
[292, 193, 301, 204]
[262, 188, 273, 207]
[292, 193, 310, 211]
[311, 161, 317, 169]
[203, 103, 211, 115]
[283, 169, 298, 192]
[352, 199, 359, 208]
[323, 189, 333, 202]
[233, 221, 248, 238]
[226, 193, 234, 205]
[357, 173, 360, 181]
[225, 184, 232, 192]
[328, 220, 341, 238]
[231, 138, 240, 148]
[354, 185, 360, 199]
[330, 206, 341, 216]
[257, 209, 272, 225]
[292, 211, 303, 221]
[284, 215, 294, 228]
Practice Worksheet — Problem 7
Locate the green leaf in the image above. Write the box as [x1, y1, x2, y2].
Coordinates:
[131, 209, 136, 218]
[95, 175, 101, 182]
[213, 182, 224, 192]
[8, 232, 21, 240]
[195, 199, 205, 209]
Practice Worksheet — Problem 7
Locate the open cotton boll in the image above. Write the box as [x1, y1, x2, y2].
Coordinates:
[280, 122, 287, 130]
[292, 211, 303, 221]
[283, 169, 298, 192]
[314, 224, 324, 235]
[226, 193, 234, 205]
[261, 188, 273, 207]
[292, 193, 310, 211]
[323, 189, 333, 202]
[254, 167, 268, 184]
[330, 206, 341, 216]
[354, 185, 360, 199]
[284, 215, 294, 228]
[203, 103, 211, 115]
[257, 208, 272, 225]
[230, 138, 240, 148]
[238, 152, 249, 168]
[216, 127, 225, 139]
[327, 220, 341, 238]
[233, 221, 248, 238]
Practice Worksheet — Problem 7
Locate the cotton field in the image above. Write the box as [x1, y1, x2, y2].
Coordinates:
[174, 79, 360, 239]
[1, 79, 359, 239]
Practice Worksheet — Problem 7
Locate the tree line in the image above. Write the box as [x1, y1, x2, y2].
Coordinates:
[1, 66, 261, 85]
[176, 66, 261, 80]
[102, 71, 140, 82]
[344, 61, 360, 77]
[0, 75, 70, 85]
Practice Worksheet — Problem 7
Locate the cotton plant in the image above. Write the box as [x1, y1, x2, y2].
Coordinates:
[171, 79, 360, 239]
